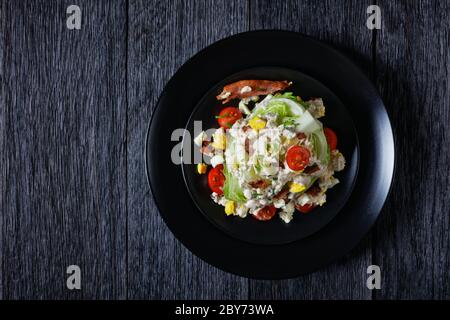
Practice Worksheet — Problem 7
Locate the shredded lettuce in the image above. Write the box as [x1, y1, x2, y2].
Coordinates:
[252, 97, 321, 133]
[238, 99, 252, 115]
[253, 100, 301, 126]
[274, 92, 312, 109]
[311, 130, 330, 165]
[253, 100, 290, 118]
[298, 100, 310, 109]
[282, 116, 299, 126]
[273, 92, 298, 102]
[223, 166, 247, 203]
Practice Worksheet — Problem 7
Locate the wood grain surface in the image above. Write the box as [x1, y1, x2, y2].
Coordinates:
[373, 0, 449, 299]
[0, 0, 4, 302]
[126, 0, 249, 299]
[0, 0, 448, 299]
[1, 0, 128, 299]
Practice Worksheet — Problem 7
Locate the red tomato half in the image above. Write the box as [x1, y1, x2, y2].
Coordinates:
[207, 164, 225, 195]
[295, 203, 316, 213]
[217, 107, 242, 129]
[324, 127, 338, 151]
[253, 205, 277, 221]
[286, 145, 310, 171]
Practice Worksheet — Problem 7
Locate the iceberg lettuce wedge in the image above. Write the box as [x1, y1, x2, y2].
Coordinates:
[223, 166, 247, 203]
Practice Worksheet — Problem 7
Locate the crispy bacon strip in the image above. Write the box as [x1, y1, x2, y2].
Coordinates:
[306, 184, 321, 197]
[303, 164, 320, 174]
[274, 187, 289, 200]
[216, 80, 291, 104]
[249, 179, 271, 189]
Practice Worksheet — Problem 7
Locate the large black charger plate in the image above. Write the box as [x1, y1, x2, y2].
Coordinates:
[146, 31, 394, 279]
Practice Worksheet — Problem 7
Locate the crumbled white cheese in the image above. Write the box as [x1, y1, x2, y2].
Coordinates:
[210, 154, 224, 167]
[245, 199, 258, 209]
[211, 192, 219, 203]
[211, 192, 227, 206]
[243, 188, 252, 199]
[282, 128, 296, 139]
[319, 175, 339, 190]
[285, 201, 295, 214]
[293, 175, 313, 186]
[279, 210, 293, 223]
[297, 194, 311, 206]
[279, 201, 295, 223]
[274, 198, 285, 209]
[306, 98, 326, 118]
[331, 150, 346, 172]
[236, 205, 248, 218]
[315, 193, 327, 206]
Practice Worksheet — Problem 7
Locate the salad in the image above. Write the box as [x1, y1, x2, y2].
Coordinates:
[194, 80, 345, 223]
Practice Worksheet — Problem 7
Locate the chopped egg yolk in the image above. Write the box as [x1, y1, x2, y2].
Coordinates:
[197, 163, 207, 174]
[225, 201, 235, 215]
[212, 132, 226, 149]
[249, 116, 267, 131]
[289, 182, 306, 193]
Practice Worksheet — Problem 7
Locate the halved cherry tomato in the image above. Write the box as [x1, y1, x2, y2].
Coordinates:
[253, 205, 277, 221]
[217, 107, 242, 129]
[207, 164, 225, 195]
[285, 145, 310, 171]
[324, 127, 338, 151]
[295, 203, 316, 213]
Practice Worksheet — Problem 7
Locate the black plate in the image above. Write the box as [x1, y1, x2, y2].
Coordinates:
[146, 30, 394, 279]
[182, 67, 359, 245]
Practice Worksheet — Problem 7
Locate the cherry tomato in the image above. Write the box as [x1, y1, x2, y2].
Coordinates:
[324, 127, 338, 151]
[295, 203, 316, 213]
[253, 205, 277, 221]
[217, 107, 242, 129]
[207, 164, 225, 195]
[285, 145, 310, 171]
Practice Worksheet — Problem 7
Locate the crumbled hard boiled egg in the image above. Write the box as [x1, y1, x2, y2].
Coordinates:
[197, 163, 207, 174]
[289, 182, 306, 193]
[225, 201, 235, 215]
[212, 128, 226, 149]
[249, 116, 267, 130]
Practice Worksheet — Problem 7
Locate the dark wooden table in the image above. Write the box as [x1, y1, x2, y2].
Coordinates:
[0, 0, 448, 299]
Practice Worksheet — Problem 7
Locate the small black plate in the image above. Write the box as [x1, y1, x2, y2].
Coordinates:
[146, 30, 394, 279]
[182, 66, 359, 245]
